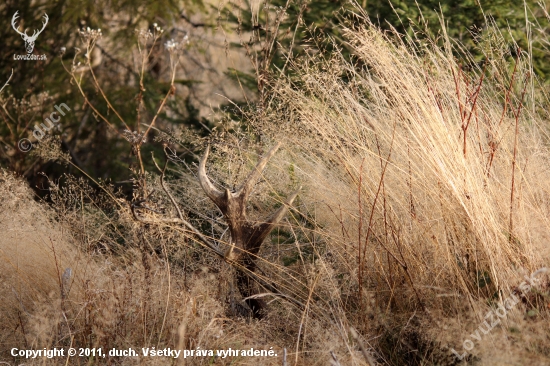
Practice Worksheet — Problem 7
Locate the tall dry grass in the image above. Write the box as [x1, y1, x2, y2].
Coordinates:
[2, 9, 550, 366]
[255, 13, 550, 363]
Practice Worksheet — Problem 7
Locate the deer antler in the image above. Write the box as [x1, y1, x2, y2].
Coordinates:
[11, 12, 48, 40]
[236, 141, 282, 199]
[128, 147, 304, 318]
[11, 11, 48, 53]
[198, 142, 300, 318]
[198, 145, 226, 209]
[29, 13, 48, 40]
[11, 11, 25, 37]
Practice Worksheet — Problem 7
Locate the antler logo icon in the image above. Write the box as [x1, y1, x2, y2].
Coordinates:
[11, 11, 49, 54]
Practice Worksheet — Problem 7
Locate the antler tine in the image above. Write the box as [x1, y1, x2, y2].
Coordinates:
[11, 11, 19, 24]
[198, 145, 225, 208]
[30, 13, 48, 39]
[250, 186, 301, 245]
[39, 13, 49, 32]
[11, 11, 25, 36]
[237, 141, 282, 199]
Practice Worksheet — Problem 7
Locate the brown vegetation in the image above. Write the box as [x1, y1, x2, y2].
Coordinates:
[1, 8, 550, 366]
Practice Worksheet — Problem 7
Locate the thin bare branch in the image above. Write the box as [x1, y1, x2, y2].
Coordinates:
[0, 69, 13, 95]
[350, 328, 376, 366]
[330, 351, 342, 366]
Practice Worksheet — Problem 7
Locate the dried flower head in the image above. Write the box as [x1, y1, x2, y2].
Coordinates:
[136, 23, 164, 45]
[122, 130, 147, 145]
[79, 27, 102, 44]
[164, 35, 189, 54]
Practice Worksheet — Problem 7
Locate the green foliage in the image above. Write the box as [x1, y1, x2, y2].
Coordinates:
[220, 0, 355, 90]
[0, 0, 206, 189]
[221, 0, 550, 92]
[3, 0, 550, 196]
[477, 270, 492, 288]
[369, 0, 550, 81]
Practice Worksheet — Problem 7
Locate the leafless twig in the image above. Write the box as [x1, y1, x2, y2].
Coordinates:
[350, 327, 376, 366]
[0, 69, 14, 95]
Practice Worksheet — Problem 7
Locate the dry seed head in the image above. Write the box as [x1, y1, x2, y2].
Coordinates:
[79, 27, 102, 43]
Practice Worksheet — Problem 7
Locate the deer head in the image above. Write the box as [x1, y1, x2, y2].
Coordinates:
[199, 142, 299, 318]
[12, 11, 49, 54]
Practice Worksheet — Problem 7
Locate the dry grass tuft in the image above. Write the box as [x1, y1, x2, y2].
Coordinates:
[2, 10, 550, 366]
[253, 15, 550, 364]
